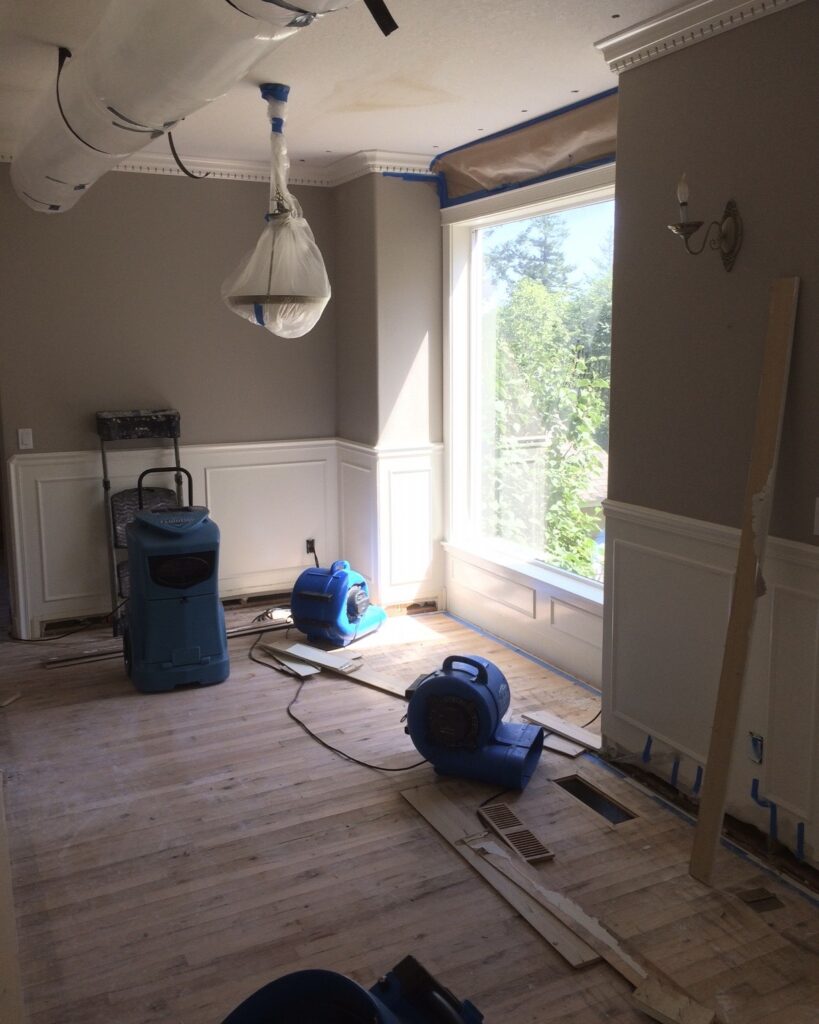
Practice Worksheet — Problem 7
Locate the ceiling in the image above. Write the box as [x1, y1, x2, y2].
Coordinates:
[0, 0, 675, 174]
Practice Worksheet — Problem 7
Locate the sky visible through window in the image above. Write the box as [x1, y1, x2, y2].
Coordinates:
[484, 200, 614, 286]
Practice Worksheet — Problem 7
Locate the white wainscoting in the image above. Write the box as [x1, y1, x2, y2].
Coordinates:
[443, 544, 604, 688]
[7, 438, 444, 639]
[337, 441, 444, 608]
[602, 499, 819, 868]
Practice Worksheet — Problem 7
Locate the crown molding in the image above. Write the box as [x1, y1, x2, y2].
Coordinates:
[0, 148, 432, 189]
[595, 0, 808, 74]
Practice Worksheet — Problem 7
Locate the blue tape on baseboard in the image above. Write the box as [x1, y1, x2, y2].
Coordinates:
[796, 822, 806, 861]
[751, 778, 778, 843]
[641, 735, 653, 764]
[585, 752, 819, 908]
[692, 765, 703, 795]
[670, 757, 680, 789]
[253, 303, 265, 326]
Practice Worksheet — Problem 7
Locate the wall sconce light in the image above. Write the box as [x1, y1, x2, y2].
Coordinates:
[667, 173, 743, 271]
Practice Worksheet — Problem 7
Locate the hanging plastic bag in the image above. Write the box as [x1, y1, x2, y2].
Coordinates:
[222, 83, 330, 339]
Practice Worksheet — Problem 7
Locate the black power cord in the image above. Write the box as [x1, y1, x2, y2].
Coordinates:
[248, 633, 426, 774]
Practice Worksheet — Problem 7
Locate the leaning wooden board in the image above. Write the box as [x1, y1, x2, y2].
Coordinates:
[0, 773, 25, 1023]
[690, 278, 800, 885]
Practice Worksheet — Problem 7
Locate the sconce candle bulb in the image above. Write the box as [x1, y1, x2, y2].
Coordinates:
[667, 176, 742, 272]
[676, 173, 689, 222]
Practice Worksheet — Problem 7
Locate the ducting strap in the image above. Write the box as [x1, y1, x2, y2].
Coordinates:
[362, 0, 398, 36]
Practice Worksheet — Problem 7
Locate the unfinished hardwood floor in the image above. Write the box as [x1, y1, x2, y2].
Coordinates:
[0, 611, 817, 1023]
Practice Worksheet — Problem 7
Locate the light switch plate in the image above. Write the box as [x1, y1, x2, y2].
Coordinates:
[17, 427, 33, 450]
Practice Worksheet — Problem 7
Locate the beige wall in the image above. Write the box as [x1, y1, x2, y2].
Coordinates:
[331, 175, 379, 446]
[374, 175, 442, 448]
[332, 174, 442, 448]
[0, 166, 337, 459]
[609, 1, 819, 544]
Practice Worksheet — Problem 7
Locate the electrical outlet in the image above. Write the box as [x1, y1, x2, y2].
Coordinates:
[305, 538, 315, 554]
[17, 427, 33, 450]
[749, 732, 764, 764]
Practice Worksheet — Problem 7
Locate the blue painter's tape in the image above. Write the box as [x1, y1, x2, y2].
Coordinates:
[271, 117, 284, 134]
[382, 172, 442, 184]
[796, 822, 805, 861]
[641, 735, 653, 764]
[692, 766, 703, 795]
[581, 752, 819, 907]
[670, 757, 680, 789]
[253, 303, 265, 326]
[260, 82, 290, 102]
[751, 778, 778, 842]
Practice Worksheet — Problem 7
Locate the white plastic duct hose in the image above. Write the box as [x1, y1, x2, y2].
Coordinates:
[10, 0, 358, 213]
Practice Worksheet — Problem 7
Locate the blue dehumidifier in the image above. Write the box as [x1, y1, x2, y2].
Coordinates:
[124, 468, 229, 693]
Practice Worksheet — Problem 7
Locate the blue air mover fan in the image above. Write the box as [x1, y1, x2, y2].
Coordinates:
[124, 468, 229, 693]
[405, 655, 543, 789]
[221, 955, 482, 1024]
[290, 559, 386, 647]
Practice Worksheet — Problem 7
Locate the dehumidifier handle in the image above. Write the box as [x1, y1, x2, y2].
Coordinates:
[137, 467, 193, 508]
[442, 655, 490, 685]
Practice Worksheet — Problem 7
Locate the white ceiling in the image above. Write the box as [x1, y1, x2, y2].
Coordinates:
[0, 0, 675, 173]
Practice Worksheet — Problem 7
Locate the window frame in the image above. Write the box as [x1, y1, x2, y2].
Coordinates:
[443, 163, 616, 602]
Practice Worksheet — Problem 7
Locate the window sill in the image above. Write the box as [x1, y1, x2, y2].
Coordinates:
[442, 540, 603, 615]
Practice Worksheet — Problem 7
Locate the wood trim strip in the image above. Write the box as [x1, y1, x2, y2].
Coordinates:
[689, 277, 800, 885]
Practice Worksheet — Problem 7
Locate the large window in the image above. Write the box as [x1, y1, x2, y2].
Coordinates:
[449, 182, 614, 584]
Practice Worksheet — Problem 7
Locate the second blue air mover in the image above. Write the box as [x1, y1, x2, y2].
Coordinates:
[124, 468, 229, 693]
[405, 655, 543, 789]
[290, 559, 386, 647]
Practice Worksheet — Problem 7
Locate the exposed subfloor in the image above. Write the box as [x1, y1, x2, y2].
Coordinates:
[1, 610, 818, 1023]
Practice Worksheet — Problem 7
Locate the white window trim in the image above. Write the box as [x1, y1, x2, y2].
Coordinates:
[442, 163, 616, 607]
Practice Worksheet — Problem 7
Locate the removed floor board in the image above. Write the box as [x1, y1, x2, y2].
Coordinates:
[690, 277, 800, 886]
[399, 782, 597, 966]
[402, 782, 600, 968]
[523, 709, 602, 751]
[541, 733, 585, 757]
[266, 639, 408, 699]
[0, 773, 24, 1024]
[257, 647, 320, 678]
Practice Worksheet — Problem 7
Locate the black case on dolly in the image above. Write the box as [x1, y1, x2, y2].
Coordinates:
[95, 409, 183, 635]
